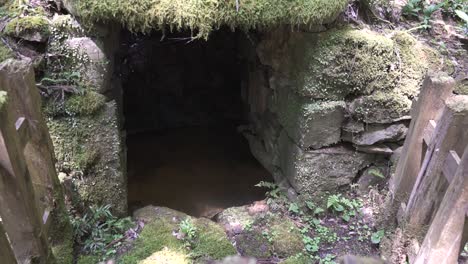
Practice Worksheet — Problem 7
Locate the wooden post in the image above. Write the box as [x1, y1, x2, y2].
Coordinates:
[0, 220, 17, 264]
[406, 95, 468, 229]
[414, 144, 468, 264]
[0, 76, 52, 263]
[0, 60, 62, 229]
[390, 72, 454, 206]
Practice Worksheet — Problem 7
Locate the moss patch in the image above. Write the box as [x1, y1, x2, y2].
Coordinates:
[64, 91, 106, 116]
[0, 43, 12, 63]
[269, 216, 304, 257]
[121, 206, 236, 263]
[77, 255, 101, 264]
[140, 248, 189, 264]
[287, 29, 435, 101]
[75, 0, 347, 39]
[4, 15, 50, 39]
[192, 218, 237, 260]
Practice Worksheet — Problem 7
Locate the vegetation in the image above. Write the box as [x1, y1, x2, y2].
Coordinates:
[75, 0, 347, 39]
[4, 15, 50, 37]
[403, 0, 468, 31]
[0, 42, 13, 62]
[255, 181, 384, 263]
[71, 205, 133, 261]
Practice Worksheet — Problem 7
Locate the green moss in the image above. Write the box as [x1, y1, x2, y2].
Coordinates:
[77, 255, 101, 264]
[352, 91, 412, 123]
[65, 91, 106, 116]
[140, 248, 189, 264]
[192, 218, 237, 260]
[119, 218, 186, 264]
[0, 43, 12, 62]
[269, 217, 304, 257]
[287, 29, 434, 101]
[52, 239, 74, 264]
[280, 254, 310, 264]
[4, 15, 50, 38]
[75, 0, 347, 39]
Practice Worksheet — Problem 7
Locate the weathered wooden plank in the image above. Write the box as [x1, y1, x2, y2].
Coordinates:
[443, 150, 460, 183]
[406, 95, 468, 231]
[422, 120, 436, 145]
[0, 60, 62, 222]
[390, 72, 454, 206]
[0, 62, 52, 263]
[414, 145, 468, 264]
[0, 221, 18, 264]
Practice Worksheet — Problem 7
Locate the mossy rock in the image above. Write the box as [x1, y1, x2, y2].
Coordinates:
[279, 254, 311, 264]
[140, 248, 189, 264]
[0, 43, 13, 63]
[268, 216, 304, 257]
[75, 0, 348, 39]
[4, 15, 50, 42]
[121, 206, 236, 264]
[77, 255, 100, 264]
[47, 101, 127, 216]
[350, 91, 412, 124]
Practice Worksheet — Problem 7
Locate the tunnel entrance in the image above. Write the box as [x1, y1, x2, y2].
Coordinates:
[119, 29, 273, 217]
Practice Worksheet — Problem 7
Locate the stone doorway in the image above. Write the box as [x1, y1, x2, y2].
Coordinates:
[119, 29, 273, 217]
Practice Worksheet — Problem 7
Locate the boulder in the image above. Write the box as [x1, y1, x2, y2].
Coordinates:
[355, 144, 393, 156]
[357, 166, 388, 193]
[4, 16, 50, 42]
[349, 92, 412, 124]
[343, 123, 408, 146]
[279, 132, 374, 196]
[218, 204, 303, 259]
[66, 37, 110, 93]
[276, 87, 345, 149]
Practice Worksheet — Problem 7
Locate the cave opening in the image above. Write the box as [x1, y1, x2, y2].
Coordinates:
[119, 28, 273, 217]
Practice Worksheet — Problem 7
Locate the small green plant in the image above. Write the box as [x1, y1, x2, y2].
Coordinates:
[368, 168, 385, 179]
[302, 235, 320, 253]
[403, 0, 423, 18]
[244, 220, 254, 231]
[422, 3, 444, 29]
[71, 205, 133, 259]
[288, 203, 300, 214]
[255, 181, 285, 205]
[320, 254, 337, 264]
[371, 229, 385, 244]
[326, 194, 362, 222]
[178, 217, 197, 248]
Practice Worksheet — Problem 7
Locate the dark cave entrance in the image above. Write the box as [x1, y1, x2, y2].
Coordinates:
[119, 29, 273, 217]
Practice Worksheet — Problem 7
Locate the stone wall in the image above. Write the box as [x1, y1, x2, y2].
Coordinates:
[241, 27, 439, 197]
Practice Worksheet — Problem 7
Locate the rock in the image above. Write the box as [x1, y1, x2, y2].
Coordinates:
[355, 144, 393, 156]
[357, 166, 388, 193]
[344, 123, 408, 146]
[140, 248, 188, 264]
[279, 132, 374, 196]
[339, 255, 385, 264]
[4, 16, 50, 42]
[218, 204, 303, 259]
[276, 86, 345, 149]
[259, 29, 435, 101]
[349, 92, 412, 124]
[213, 256, 256, 264]
[66, 37, 110, 93]
[51, 14, 85, 38]
[342, 119, 365, 133]
[134, 206, 187, 223]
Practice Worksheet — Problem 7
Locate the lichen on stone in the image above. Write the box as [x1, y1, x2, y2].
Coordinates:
[0, 91, 7, 111]
[351, 91, 412, 124]
[75, 0, 348, 39]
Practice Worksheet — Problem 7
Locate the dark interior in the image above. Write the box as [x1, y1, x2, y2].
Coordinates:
[119, 29, 272, 217]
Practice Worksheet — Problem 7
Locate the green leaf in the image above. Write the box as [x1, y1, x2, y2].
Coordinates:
[368, 168, 385, 179]
[455, 10, 468, 23]
[371, 230, 385, 244]
[314, 207, 325, 215]
[342, 214, 351, 222]
[288, 203, 300, 214]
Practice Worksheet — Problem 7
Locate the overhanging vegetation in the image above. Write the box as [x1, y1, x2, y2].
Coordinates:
[75, 0, 348, 39]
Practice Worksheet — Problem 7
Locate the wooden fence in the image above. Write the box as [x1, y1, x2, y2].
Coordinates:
[390, 72, 468, 263]
[0, 60, 62, 263]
